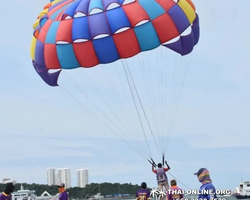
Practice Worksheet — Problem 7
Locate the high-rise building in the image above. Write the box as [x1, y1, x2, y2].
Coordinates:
[77, 169, 89, 188]
[46, 168, 56, 186]
[56, 168, 71, 189]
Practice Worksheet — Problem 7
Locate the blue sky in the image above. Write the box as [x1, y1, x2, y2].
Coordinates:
[1, 0, 250, 192]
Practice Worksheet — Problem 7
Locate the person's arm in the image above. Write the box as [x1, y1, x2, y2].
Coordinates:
[165, 161, 170, 170]
[152, 164, 155, 171]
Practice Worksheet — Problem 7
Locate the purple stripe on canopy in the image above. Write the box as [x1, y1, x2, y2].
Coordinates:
[32, 60, 61, 87]
[35, 40, 45, 67]
[168, 4, 190, 34]
[75, 0, 90, 15]
[162, 31, 194, 56]
[192, 13, 200, 46]
[89, 12, 111, 38]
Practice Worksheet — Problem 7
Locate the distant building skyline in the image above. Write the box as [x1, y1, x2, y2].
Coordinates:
[56, 168, 71, 189]
[46, 167, 89, 188]
[46, 168, 56, 186]
[77, 169, 89, 188]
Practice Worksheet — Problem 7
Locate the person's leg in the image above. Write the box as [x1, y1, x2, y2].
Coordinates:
[158, 183, 163, 191]
[164, 181, 169, 191]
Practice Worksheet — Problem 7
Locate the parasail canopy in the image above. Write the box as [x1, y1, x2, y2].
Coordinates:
[30, 0, 200, 161]
[31, 0, 199, 86]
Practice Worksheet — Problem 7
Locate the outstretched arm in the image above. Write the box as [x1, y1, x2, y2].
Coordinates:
[152, 164, 155, 171]
[165, 161, 170, 170]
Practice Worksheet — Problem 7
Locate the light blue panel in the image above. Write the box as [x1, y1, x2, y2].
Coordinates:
[50, 4, 72, 20]
[39, 17, 48, 27]
[134, 22, 160, 51]
[88, 0, 104, 13]
[45, 21, 60, 44]
[138, 0, 165, 20]
[50, 9, 63, 20]
[56, 44, 80, 69]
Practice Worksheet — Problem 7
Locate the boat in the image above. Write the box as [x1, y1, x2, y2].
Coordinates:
[11, 184, 59, 200]
[92, 193, 104, 200]
[231, 180, 250, 199]
[12, 186, 36, 200]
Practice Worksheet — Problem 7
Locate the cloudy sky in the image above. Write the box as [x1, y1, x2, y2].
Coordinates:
[1, 0, 250, 192]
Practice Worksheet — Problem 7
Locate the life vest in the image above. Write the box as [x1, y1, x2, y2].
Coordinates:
[156, 168, 167, 182]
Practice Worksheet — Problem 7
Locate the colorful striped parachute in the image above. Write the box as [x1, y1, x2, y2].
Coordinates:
[30, 0, 201, 161]
[30, 0, 200, 86]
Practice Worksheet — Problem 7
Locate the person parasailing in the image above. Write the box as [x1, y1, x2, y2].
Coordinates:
[151, 156, 171, 191]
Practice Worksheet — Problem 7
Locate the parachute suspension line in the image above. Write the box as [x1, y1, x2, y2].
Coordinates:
[138, 56, 158, 140]
[136, 58, 156, 150]
[99, 66, 142, 142]
[160, 53, 178, 151]
[58, 72, 149, 161]
[71, 66, 152, 159]
[160, 49, 171, 136]
[66, 69, 140, 145]
[163, 54, 193, 154]
[162, 53, 185, 148]
[155, 47, 169, 154]
[78, 68, 141, 147]
[123, 59, 163, 155]
[84, 66, 140, 143]
[121, 59, 153, 158]
[162, 153, 165, 166]
[136, 53, 164, 155]
[61, 72, 142, 150]
[158, 48, 171, 154]
[165, 54, 179, 138]
[167, 171, 192, 190]
[61, 73, 128, 135]
[154, 48, 168, 156]
[137, 55, 158, 138]
[113, 65, 152, 155]
[148, 48, 166, 155]
[75, 68, 147, 155]
[156, 47, 163, 141]
[64, 71, 132, 134]
[148, 159, 156, 167]
[98, 65, 150, 155]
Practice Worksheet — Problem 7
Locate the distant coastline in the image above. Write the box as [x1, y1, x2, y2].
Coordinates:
[0, 182, 143, 199]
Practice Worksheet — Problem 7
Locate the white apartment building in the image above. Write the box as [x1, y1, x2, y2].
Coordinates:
[56, 168, 71, 189]
[77, 169, 89, 188]
[47, 168, 56, 186]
